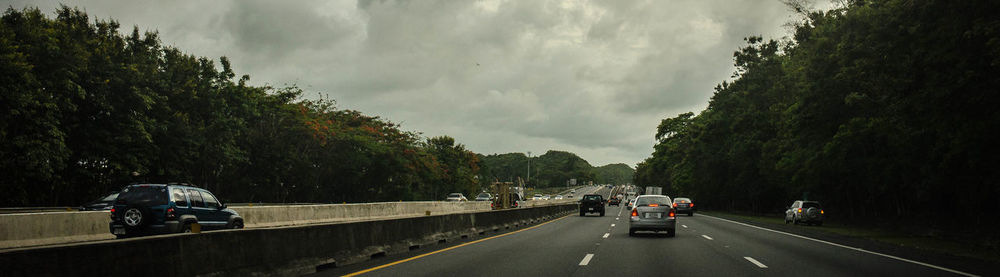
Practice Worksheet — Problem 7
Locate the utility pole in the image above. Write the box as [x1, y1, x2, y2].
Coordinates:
[526, 151, 531, 189]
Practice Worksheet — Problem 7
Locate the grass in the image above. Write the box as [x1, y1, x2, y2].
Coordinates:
[701, 210, 1000, 263]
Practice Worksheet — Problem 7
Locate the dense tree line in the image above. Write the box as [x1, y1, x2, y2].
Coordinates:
[478, 150, 633, 188]
[0, 7, 480, 206]
[635, 0, 999, 234]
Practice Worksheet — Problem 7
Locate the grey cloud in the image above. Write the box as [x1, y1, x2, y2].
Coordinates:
[7, 0, 810, 166]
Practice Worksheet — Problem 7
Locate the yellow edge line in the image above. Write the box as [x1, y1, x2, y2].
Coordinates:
[343, 214, 572, 277]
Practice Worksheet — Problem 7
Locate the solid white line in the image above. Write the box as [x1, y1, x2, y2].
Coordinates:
[701, 214, 979, 277]
[579, 254, 594, 266]
[744, 257, 768, 268]
[602, 233, 610, 239]
[682, 225, 688, 228]
[701, 235, 714, 240]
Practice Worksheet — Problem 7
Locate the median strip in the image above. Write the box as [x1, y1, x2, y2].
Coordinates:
[344, 214, 572, 276]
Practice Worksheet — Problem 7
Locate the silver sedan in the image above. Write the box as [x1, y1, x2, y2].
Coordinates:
[628, 195, 676, 237]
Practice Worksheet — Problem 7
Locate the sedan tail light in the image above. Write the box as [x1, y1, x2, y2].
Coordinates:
[631, 209, 638, 217]
[110, 208, 115, 219]
[673, 202, 677, 207]
[668, 209, 675, 217]
[820, 209, 824, 214]
[797, 208, 802, 213]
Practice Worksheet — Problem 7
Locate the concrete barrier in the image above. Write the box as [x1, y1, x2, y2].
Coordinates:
[0, 200, 563, 249]
[0, 211, 114, 249]
[0, 203, 577, 276]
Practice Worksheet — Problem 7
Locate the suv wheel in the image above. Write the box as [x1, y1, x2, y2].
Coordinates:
[123, 207, 146, 228]
[182, 222, 193, 233]
[231, 220, 244, 229]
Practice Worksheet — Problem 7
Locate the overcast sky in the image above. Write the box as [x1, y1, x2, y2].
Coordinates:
[8, 0, 826, 167]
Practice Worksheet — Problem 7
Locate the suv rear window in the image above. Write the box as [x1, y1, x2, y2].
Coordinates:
[584, 195, 601, 201]
[636, 196, 671, 206]
[802, 202, 822, 209]
[117, 186, 168, 206]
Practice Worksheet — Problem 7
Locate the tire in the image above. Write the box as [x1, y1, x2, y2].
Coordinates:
[666, 229, 676, 237]
[580, 211, 586, 217]
[628, 229, 635, 237]
[122, 206, 150, 230]
[785, 218, 790, 224]
[689, 212, 694, 216]
[792, 218, 799, 225]
[182, 222, 193, 233]
[600, 211, 605, 217]
[231, 220, 244, 229]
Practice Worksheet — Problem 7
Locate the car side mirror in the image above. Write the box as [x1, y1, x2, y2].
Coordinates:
[219, 203, 227, 209]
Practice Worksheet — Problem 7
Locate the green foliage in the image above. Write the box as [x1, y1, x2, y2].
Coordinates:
[636, 0, 1000, 233]
[478, 150, 633, 188]
[0, 7, 481, 205]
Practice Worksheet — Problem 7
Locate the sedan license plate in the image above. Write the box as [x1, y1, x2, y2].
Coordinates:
[113, 228, 125, 235]
[645, 213, 662, 219]
[588, 208, 594, 211]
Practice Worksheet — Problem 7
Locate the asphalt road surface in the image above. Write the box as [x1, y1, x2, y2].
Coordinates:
[315, 187, 979, 276]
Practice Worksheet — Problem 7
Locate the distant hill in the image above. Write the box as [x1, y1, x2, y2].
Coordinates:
[477, 150, 633, 188]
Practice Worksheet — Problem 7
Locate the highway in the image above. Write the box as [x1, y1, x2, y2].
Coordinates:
[314, 187, 976, 277]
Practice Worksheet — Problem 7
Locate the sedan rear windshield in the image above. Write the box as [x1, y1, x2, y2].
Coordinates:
[674, 198, 690, 203]
[448, 193, 462, 197]
[636, 196, 671, 207]
[116, 186, 168, 206]
[584, 195, 601, 201]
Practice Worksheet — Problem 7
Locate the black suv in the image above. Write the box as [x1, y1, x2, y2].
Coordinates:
[579, 194, 605, 216]
[109, 183, 243, 238]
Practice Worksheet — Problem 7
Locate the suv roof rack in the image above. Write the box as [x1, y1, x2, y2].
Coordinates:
[166, 182, 197, 187]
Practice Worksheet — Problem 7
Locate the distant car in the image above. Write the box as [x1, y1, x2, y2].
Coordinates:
[109, 183, 243, 238]
[542, 195, 551, 200]
[608, 195, 621, 206]
[532, 194, 544, 200]
[626, 198, 636, 209]
[446, 193, 468, 201]
[491, 193, 524, 209]
[785, 200, 824, 226]
[553, 195, 564, 200]
[628, 195, 676, 237]
[673, 197, 695, 216]
[474, 192, 492, 201]
[579, 194, 605, 216]
[80, 191, 119, 211]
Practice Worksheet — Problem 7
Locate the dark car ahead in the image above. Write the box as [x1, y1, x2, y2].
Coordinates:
[109, 183, 243, 238]
[629, 195, 676, 237]
[673, 197, 695, 216]
[79, 191, 119, 211]
[579, 194, 605, 216]
[785, 200, 824, 226]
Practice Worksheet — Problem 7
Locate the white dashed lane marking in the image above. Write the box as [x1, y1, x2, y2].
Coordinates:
[682, 225, 688, 228]
[611, 224, 615, 227]
[701, 235, 714, 240]
[602, 233, 610, 239]
[579, 254, 594, 266]
[744, 257, 768, 268]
